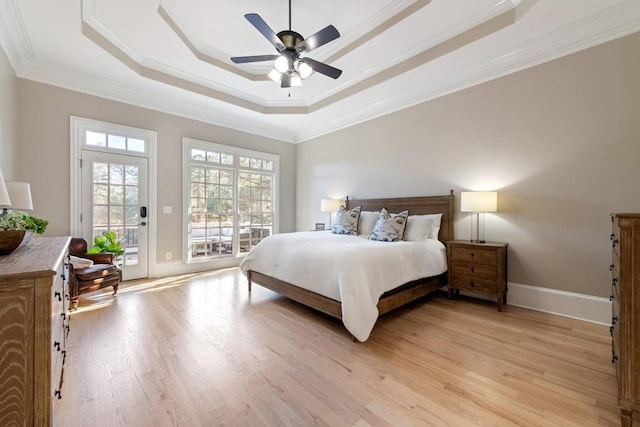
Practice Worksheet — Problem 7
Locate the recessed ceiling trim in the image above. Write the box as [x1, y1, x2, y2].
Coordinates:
[81, 0, 310, 114]
[158, 0, 268, 81]
[85, 0, 513, 113]
[308, 3, 521, 111]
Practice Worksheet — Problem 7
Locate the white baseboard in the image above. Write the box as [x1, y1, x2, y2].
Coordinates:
[151, 257, 241, 278]
[448, 282, 611, 325]
[506, 282, 611, 326]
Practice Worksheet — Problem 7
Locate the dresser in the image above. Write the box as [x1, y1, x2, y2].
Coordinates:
[0, 236, 70, 426]
[446, 240, 509, 311]
[610, 214, 639, 427]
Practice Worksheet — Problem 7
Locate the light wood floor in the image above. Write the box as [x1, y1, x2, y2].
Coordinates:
[54, 268, 623, 427]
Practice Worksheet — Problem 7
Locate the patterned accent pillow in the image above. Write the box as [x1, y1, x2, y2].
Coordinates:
[369, 208, 409, 242]
[332, 205, 362, 235]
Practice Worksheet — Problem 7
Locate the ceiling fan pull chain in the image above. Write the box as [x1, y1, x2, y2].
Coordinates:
[289, 0, 292, 31]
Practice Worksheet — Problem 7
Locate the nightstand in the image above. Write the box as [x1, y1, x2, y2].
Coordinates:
[446, 240, 509, 311]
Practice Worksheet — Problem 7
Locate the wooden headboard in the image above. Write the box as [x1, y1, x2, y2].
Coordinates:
[345, 190, 455, 244]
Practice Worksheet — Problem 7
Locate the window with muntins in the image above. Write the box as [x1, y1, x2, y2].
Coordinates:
[184, 138, 278, 262]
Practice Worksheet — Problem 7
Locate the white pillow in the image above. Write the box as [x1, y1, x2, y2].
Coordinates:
[404, 213, 443, 241]
[358, 211, 379, 236]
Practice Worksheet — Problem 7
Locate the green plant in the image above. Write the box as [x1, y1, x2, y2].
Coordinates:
[87, 230, 124, 256]
[0, 211, 48, 234]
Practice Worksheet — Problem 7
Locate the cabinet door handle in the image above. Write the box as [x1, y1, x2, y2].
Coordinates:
[54, 390, 62, 399]
[612, 354, 618, 363]
[54, 341, 60, 351]
[609, 264, 614, 271]
[54, 291, 62, 301]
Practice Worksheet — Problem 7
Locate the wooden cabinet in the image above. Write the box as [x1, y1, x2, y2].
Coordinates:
[0, 236, 70, 426]
[446, 240, 508, 311]
[610, 214, 640, 427]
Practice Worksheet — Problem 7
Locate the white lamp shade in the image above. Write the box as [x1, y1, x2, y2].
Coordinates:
[320, 198, 342, 213]
[6, 181, 33, 210]
[460, 191, 497, 213]
[0, 168, 11, 208]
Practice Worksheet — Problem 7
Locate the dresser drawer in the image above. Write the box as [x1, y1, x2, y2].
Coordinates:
[450, 273, 499, 293]
[450, 261, 496, 278]
[450, 247, 498, 265]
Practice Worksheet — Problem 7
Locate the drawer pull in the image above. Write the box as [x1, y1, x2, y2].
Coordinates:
[609, 264, 614, 271]
[612, 238, 618, 248]
[610, 294, 614, 302]
[470, 253, 475, 258]
[61, 274, 66, 281]
[54, 390, 62, 400]
[612, 278, 618, 287]
[610, 325, 614, 336]
[54, 291, 62, 302]
[470, 282, 476, 287]
[54, 341, 60, 351]
[612, 354, 618, 364]
[470, 267, 475, 273]
[612, 316, 618, 324]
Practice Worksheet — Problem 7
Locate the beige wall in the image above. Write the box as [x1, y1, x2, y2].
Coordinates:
[296, 32, 640, 298]
[16, 80, 296, 265]
[0, 45, 17, 178]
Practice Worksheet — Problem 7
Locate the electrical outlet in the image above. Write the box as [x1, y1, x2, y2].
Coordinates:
[165, 252, 172, 260]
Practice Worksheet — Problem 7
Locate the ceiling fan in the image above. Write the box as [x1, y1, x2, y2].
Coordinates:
[230, 0, 342, 88]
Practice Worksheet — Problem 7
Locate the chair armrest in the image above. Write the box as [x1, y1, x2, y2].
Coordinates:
[82, 252, 117, 265]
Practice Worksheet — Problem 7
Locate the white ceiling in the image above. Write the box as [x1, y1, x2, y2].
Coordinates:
[1, 0, 639, 143]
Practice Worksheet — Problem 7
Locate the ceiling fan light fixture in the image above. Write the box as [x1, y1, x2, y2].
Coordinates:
[274, 55, 289, 73]
[290, 72, 302, 87]
[268, 68, 282, 83]
[297, 61, 313, 79]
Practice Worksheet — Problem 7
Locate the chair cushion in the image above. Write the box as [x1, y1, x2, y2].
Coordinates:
[74, 264, 119, 281]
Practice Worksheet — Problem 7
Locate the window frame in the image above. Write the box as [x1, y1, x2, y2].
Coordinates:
[182, 137, 279, 263]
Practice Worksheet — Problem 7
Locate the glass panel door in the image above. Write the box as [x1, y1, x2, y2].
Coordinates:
[81, 150, 148, 280]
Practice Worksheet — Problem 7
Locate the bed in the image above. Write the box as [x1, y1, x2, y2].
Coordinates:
[240, 191, 455, 341]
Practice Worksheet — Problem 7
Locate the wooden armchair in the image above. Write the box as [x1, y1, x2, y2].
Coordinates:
[68, 237, 121, 308]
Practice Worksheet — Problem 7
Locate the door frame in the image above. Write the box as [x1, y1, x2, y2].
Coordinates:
[70, 116, 158, 278]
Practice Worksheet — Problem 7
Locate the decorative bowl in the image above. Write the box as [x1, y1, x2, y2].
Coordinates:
[0, 230, 33, 255]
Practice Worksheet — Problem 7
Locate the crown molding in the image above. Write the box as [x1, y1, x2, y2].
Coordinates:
[0, 0, 34, 67]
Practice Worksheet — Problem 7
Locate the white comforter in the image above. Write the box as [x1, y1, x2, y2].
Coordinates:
[239, 231, 447, 341]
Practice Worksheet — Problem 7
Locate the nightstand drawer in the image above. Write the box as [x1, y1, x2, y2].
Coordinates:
[450, 262, 496, 278]
[450, 247, 497, 265]
[450, 274, 498, 293]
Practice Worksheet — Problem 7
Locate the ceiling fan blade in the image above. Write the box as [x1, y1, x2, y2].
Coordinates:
[295, 25, 340, 53]
[231, 54, 280, 64]
[280, 72, 291, 88]
[300, 57, 342, 79]
[244, 13, 286, 52]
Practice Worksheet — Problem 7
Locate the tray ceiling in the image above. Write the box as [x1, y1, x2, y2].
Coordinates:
[1, 0, 639, 142]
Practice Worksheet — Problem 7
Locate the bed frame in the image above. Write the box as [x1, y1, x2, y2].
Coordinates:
[246, 190, 455, 322]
